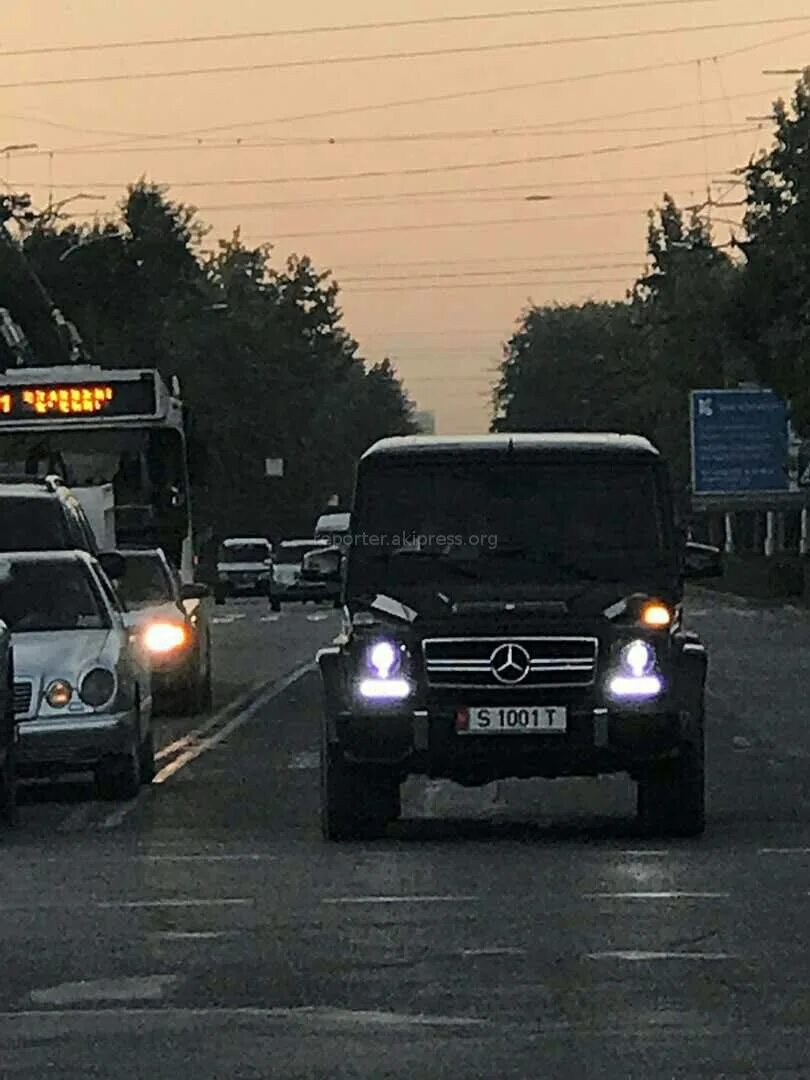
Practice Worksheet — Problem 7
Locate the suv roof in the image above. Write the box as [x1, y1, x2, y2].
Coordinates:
[361, 433, 659, 461]
[0, 548, 95, 567]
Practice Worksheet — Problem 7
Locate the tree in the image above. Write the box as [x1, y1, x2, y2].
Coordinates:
[733, 68, 810, 431]
[4, 181, 415, 538]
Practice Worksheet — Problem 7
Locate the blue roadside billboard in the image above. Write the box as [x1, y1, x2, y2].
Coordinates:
[690, 388, 790, 496]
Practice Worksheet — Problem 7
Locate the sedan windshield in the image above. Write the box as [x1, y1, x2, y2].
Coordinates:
[220, 544, 269, 563]
[116, 553, 174, 608]
[0, 560, 109, 632]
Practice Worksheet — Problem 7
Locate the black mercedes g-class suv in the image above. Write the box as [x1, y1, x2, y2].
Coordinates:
[312, 433, 721, 841]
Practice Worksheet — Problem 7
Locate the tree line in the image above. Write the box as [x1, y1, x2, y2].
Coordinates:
[493, 69, 810, 506]
[0, 182, 416, 540]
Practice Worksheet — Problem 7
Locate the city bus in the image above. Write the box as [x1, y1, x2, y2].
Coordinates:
[0, 365, 196, 581]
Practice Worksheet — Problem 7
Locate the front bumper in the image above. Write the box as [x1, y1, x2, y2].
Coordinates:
[332, 703, 689, 781]
[16, 709, 138, 774]
[273, 580, 332, 601]
[219, 582, 270, 595]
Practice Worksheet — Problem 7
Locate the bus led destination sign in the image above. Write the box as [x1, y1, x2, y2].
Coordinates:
[0, 378, 157, 420]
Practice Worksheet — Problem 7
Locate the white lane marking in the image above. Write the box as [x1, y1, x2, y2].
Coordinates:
[99, 804, 136, 830]
[288, 749, 319, 770]
[138, 854, 274, 863]
[733, 735, 753, 750]
[95, 898, 251, 909]
[585, 892, 729, 899]
[155, 676, 272, 761]
[620, 850, 668, 856]
[260, 615, 280, 622]
[460, 947, 526, 958]
[760, 848, 810, 854]
[4, 1006, 486, 1029]
[152, 660, 316, 785]
[153, 931, 229, 940]
[306, 612, 329, 622]
[588, 951, 733, 961]
[30, 975, 178, 1006]
[0, 898, 251, 911]
[322, 895, 477, 905]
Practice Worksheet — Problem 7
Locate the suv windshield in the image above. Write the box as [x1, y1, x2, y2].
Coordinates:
[349, 458, 671, 587]
[220, 543, 269, 564]
[117, 553, 174, 608]
[0, 560, 109, 632]
[0, 497, 69, 551]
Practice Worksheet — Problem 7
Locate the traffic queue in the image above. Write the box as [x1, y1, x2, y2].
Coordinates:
[0, 474, 215, 823]
[0, 475, 346, 826]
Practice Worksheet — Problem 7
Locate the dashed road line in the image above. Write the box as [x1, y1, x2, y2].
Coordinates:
[322, 895, 478, 905]
[588, 950, 733, 961]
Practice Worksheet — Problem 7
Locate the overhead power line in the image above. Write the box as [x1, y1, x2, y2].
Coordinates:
[0, 121, 756, 158]
[0, 0, 725, 58]
[24, 127, 757, 200]
[338, 262, 644, 283]
[1, 16, 808, 91]
[239, 29, 810, 129]
[346, 276, 631, 293]
[0, 71, 789, 149]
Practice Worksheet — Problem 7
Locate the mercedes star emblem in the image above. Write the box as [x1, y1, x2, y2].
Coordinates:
[489, 642, 531, 684]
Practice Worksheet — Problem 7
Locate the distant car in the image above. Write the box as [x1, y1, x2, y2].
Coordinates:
[1, 550, 154, 801]
[115, 548, 213, 715]
[215, 537, 276, 607]
[271, 539, 333, 605]
[314, 512, 350, 547]
[0, 619, 17, 826]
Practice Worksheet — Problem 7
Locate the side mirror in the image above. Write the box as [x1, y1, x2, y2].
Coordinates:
[98, 551, 125, 580]
[301, 547, 342, 582]
[180, 582, 211, 600]
[683, 540, 723, 579]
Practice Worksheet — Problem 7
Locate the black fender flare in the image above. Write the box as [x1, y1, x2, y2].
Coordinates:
[671, 630, 708, 737]
[317, 646, 345, 743]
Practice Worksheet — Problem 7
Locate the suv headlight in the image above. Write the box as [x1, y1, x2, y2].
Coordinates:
[358, 638, 411, 700]
[606, 638, 662, 699]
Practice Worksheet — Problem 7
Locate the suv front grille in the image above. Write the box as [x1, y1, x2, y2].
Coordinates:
[422, 636, 598, 689]
[13, 681, 33, 715]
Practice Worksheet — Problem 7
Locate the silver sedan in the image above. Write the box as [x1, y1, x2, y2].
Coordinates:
[0, 550, 154, 800]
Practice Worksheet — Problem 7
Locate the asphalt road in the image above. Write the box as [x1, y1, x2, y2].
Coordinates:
[3, 589, 810, 1078]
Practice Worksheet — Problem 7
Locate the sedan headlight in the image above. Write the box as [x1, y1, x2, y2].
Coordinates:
[358, 638, 411, 700]
[79, 668, 116, 708]
[143, 621, 189, 654]
[45, 679, 73, 708]
[606, 638, 662, 699]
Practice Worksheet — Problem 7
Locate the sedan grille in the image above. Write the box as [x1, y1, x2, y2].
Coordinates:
[13, 681, 33, 715]
[422, 636, 598, 689]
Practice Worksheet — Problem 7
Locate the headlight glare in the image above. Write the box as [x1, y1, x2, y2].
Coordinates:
[45, 679, 73, 708]
[607, 638, 662, 699]
[640, 601, 671, 628]
[144, 621, 189, 654]
[367, 639, 399, 678]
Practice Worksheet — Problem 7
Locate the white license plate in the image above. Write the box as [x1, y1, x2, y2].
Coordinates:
[456, 705, 567, 734]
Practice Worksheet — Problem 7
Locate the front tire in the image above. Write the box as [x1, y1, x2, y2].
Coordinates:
[637, 720, 705, 838]
[139, 728, 156, 784]
[320, 736, 400, 841]
[0, 744, 18, 826]
[96, 738, 141, 801]
[270, 597, 281, 613]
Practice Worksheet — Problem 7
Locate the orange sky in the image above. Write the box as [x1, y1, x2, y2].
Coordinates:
[1, 0, 807, 432]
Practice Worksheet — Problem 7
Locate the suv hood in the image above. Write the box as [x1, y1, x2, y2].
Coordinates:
[349, 577, 679, 629]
